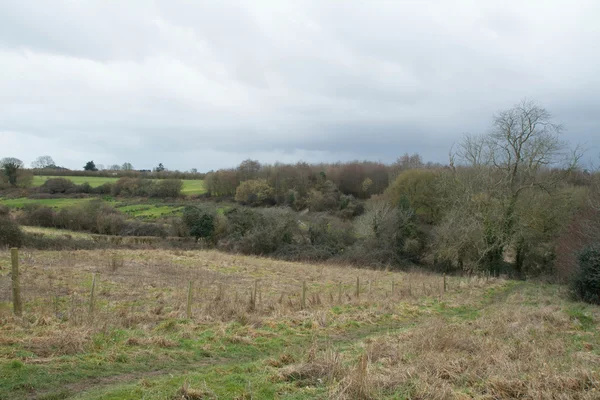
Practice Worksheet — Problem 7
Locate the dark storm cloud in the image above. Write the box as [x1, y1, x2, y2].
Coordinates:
[0, 0, 598, 171]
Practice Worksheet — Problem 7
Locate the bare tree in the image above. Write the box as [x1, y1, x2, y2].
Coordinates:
[451, 100, 580, 276]
[31, 155, 56, 169]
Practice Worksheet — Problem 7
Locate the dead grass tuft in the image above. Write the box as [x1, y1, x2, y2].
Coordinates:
[173, 380, 216, 400]
[125, 336, 177, 348]
[278, 347, 345, 387]
[265, 353, 296, 368]
[24, 328, 91, 357]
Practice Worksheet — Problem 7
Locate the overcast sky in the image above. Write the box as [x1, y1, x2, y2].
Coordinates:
[1, 0, 598, 171]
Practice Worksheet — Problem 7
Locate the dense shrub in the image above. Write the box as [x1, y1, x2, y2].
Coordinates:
[384, 169, 443, 223]
[96, 213, 125, 235]
[150, 179, 183, 198]
[205, 170, 240, 197]
[0, 204, 9, 216]
[234, 179, 275, 206]
[222, 208, 264, 239]
[337, 195, 365, 219]
[182, 206, 216, 241]
[220, 208, 297, 255]
[20, 205, 56, 227]
[110, 177, 182, 198]
[93, 182, 114, 195]
[0, 216, 23, 247]
[120, 221, 169, 237]
[570, 245, 600, 304]
[39, 178, 75, 194]
[112, 178, 151, 197]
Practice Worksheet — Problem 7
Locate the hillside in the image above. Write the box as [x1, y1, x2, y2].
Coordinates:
[0, 249, 598, 399]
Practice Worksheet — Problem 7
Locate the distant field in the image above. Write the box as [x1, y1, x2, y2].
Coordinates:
[21, 226, 94, 240]
[117, 204, 184, 219]
[0, 197, 91, 209]
[32, 175, 119, 187]
[0, 197, 185, 220]
[31, 176, 206, 195]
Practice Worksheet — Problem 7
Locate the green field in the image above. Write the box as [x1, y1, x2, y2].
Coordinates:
[0, 198, 185, 220]
[31, 176, 206, 195]
[0, 197, 93, 209]
[32, 176, 119, 187]
[117, 204, 184, 219]
[0, 249, 598, 399]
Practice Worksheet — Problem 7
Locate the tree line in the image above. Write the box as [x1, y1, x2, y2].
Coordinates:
[3, 99, 600, 303]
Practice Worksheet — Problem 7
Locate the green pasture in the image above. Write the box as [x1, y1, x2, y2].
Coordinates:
[31, 176, 206, 195]
[31, 176, 118, 187]
[0, 197, 92, 209]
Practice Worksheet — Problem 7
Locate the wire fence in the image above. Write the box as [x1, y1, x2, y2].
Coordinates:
[1, 248, 492, 326]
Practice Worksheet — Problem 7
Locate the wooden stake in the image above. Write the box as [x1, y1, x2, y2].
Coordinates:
[443, 273, 447, 292]
[11, 248, 22, 317]
[186, 280, 193, 319]
[356, 276, 360, 299]
[301, 281, 307, 309]
[338, 281, 342, 304]
[89, 273, 96, 315]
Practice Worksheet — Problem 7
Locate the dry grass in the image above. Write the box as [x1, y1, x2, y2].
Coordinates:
[173, 380, 216, 400]
[278, 344, 346, 387]
[4, 248, 595, 398]
[0, 249, 490, 331]
[320, 289, 600, 399]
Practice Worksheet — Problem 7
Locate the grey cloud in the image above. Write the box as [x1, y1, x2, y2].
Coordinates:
[0, 0, 598, 171]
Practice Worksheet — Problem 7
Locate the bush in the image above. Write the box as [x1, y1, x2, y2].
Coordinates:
[0, 216, 23, 247]
[570, 245, 600, 304]
[39, 178, 75, 194]
[234, 179, 275, 206]
[182, 206, 216, 241]
[20, 205, 56, 227]
[150, 179, 183, 198]
[93, 182, 114, 195]
[220, 208, 297, 255]
[112, 178, 151, 196]
[0, 204, 9, 216]
[96, 213, 125, 235]
[120, 221, 169, 237]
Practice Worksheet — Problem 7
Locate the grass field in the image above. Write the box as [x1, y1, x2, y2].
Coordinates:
[117, 204, 184, 219]
[0, 197, 187, 220]
[0, 249, 598, 399]
[31, 176, 206, 195]
[20, 226, 95, 240]
[32, 176, 119, 187]
[0, 197, 93, 209]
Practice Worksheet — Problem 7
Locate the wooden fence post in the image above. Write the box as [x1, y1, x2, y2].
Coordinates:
[89, 273, 96, 315]
[356, 276, 360, 299]
[338, 281, 342, 304]
[301, 281, 307, 310]
[443, 273, 447, 292]
[11, 248, 22, 317]
[186, 280, 193, 319]
[254, 280, 259, 308]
